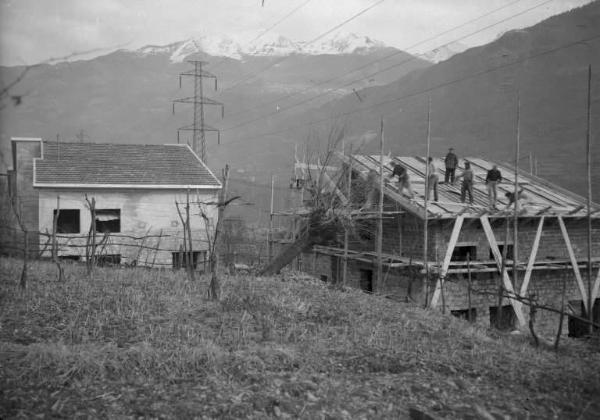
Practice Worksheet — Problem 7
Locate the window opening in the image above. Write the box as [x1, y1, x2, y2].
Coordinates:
[452, 245, 477, 262]
[53, 209, 80, 233]
[95, 209, 121, 233]
[359, 269, 373, 293]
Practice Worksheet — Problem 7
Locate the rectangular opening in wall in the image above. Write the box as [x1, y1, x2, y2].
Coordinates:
[171, 251, 206, 270]
[489, 305, 517, 331]
[359, 269, 373, 293]
[95, 209, 121, 233]
[59, 255, 81, 262]
[96, 254, 121, 266]
[451, 308, 477, 322]
[452, 245, 477, 262]
[53, 209, 80, 233]
[568, 299, 600, 337]
[490, 243, 513, 260]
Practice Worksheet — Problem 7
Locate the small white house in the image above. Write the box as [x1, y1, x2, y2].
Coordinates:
[28, 139, 221, 268]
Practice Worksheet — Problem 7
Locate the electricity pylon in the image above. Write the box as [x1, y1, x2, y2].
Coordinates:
[173, 60, 224, 163]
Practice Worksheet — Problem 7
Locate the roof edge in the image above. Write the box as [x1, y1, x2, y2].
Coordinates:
[182, 144, 223, 188]
[33, 182, 221, 190]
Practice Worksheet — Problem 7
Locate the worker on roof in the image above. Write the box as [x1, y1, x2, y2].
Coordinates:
[485, 165, 503, 209]
[456, 161, 474, 204]
[387, 161, 414, 199]
[444, 147, 459, 185]
[427, 157, 439, 202]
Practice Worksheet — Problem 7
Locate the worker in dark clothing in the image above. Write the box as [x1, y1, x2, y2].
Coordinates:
[444, 148, 459, 185]
[387, 161, 414, 198]
[485, 165, 502, 209]
[504, 188, 526, 210]
[456, 161, 474, 204]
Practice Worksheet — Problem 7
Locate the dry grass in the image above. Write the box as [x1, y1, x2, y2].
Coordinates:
[1, 257, 599, 419]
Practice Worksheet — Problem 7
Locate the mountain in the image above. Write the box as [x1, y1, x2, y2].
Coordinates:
[0, 32, 429, 178]
[144, 32, 390, 62]
[260, 2, 600, 199]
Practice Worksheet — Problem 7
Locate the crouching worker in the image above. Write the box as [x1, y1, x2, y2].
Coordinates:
[387, 161, 414, 199]
[504, 188, 527, 210]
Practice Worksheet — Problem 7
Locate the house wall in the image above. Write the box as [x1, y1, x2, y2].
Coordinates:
[38, 188, 219, 268]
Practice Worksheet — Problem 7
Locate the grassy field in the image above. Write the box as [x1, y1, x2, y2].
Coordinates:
[1, 257, 599, 419]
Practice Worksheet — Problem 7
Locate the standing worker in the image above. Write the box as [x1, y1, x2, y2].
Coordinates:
[427, 157, 439, 202]
[456, 161, 474, 204]
[485, 164, 502, 209]
[444, 148, 458, 185]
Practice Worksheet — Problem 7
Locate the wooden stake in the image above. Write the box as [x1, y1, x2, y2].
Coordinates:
[585, 64, 594, 333]
[423, 98, 431, 307]
[513, 92, 520, 292]
[269, 174, 274, 263]
[467, 253, 473, 323]
[342, 144, 352, 287]
[376, 118, 384, 291]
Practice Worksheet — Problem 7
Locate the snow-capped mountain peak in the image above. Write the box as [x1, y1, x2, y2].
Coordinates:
[135, 32, 389, 63]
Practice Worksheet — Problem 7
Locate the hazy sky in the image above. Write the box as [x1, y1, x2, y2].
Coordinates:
[0, 0, 593, 65]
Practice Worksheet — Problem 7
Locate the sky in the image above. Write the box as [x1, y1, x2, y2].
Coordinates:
[0, 0, 594, 66]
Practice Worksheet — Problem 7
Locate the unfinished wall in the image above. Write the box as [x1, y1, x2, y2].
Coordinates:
[37, 188, 219, 268]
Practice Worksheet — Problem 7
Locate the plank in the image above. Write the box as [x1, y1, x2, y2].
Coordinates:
[557, 216, 589, 312]
[480, 215, 526, 326]
[430, 215, 464, 308]
[591, 267, 600, 305]
[519, 216, 544, 296]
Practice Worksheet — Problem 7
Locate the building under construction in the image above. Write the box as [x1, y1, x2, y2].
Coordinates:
[267, 154, 600, 333]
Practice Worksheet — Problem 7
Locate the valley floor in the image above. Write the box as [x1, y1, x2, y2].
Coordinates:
[1, 257, 599, 419]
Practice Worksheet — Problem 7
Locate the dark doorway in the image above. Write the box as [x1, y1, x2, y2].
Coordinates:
[359, 269, 373, 293]
[568, 299, 600, 337]
[489, 305, 517, 330]
[451, 308, 477, 322]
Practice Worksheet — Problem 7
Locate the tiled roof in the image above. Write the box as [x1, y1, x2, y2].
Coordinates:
[35, 142, 221, 188]
[349, 155, 600, 220]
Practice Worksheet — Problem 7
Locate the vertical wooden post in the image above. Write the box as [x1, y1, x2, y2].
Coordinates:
[585, 64, 594, 333]
[52, 196, 59, 261]
[423, 97, 432, 307]
[20, 230, 28, 289]
[209, 164, 229, 300]
[376, 118, 384, 292]
[269, 174, 275, 263]
[513, 92, 520, 292]
[528, 153, 533, 174]
[342, 145, 352, 286]
[467, 252, 473, 323]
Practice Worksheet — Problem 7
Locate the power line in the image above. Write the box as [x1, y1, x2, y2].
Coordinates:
[222, 0, 527, 121]
[211, 31, 600, 148]
[209, 0, 314, 72]
[217, 0, 387, 94]
[221, 0, 555, 133]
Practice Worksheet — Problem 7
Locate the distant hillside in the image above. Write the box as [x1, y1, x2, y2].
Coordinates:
[266, 2, 600, 198]
[0, 33, 429, 174]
